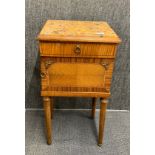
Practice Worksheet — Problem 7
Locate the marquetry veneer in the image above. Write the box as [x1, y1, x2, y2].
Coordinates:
[37, 20, 121, 146]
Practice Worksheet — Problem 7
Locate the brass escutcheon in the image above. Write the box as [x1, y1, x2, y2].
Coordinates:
[74, 44, 81, 54]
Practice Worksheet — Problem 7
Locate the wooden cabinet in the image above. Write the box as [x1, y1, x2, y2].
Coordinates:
[37, 20, 121, 146]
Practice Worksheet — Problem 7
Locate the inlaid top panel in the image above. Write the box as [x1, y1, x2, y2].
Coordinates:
[37, 20, 121, 43]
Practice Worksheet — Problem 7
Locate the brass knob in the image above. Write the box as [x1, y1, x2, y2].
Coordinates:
[74, 45, 81, 54]
[40, 72, 46, 78]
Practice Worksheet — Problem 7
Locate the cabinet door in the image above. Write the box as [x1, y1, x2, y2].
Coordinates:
[40, 57, 114, 93]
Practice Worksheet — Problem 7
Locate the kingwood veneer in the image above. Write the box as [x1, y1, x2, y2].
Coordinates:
[37, 20, 121, 146]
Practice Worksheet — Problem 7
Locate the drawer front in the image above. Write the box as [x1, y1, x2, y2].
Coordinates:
[39, 42, 117, 58]
[40, 57, 114, 92]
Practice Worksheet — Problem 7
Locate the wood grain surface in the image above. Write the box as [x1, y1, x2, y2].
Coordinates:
[39, 42, 117, 58]
[37, 20, 121, 43]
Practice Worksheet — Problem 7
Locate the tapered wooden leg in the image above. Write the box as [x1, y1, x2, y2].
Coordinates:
[43, 97, 52, 145]
[50, 97, 54, 119]
[98, 98, 108, 146]
[91, 97, 97, 118]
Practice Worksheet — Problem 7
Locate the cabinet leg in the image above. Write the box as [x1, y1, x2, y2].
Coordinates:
[91, 98, 97, 118]
[98, 98, 108, 146]
[50, 97, 54, 119]
[43, 97, 52, 145]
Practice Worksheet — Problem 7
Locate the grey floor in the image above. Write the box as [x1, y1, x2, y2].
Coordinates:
[26, 110, 129, 155]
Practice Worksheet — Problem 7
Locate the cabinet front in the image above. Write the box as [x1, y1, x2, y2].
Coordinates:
[40, 56, 114, 94]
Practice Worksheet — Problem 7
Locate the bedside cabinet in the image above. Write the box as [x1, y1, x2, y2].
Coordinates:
[37, 20, 121, 146]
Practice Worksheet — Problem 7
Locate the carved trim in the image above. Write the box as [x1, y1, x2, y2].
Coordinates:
[44, 60, 53, 69]
[101, 63, 110, 70]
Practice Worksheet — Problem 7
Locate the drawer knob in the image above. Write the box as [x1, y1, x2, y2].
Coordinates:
[74, 45, 81, 54]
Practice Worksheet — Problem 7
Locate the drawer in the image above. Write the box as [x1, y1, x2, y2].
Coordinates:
[39, 42, 117, 58]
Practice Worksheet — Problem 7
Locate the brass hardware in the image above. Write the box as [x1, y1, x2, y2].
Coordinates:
[40, 72, 46, 78]
[45, 60, 53, 69]
[102, 63, 109, 70]
[74, 44, 81, 54]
